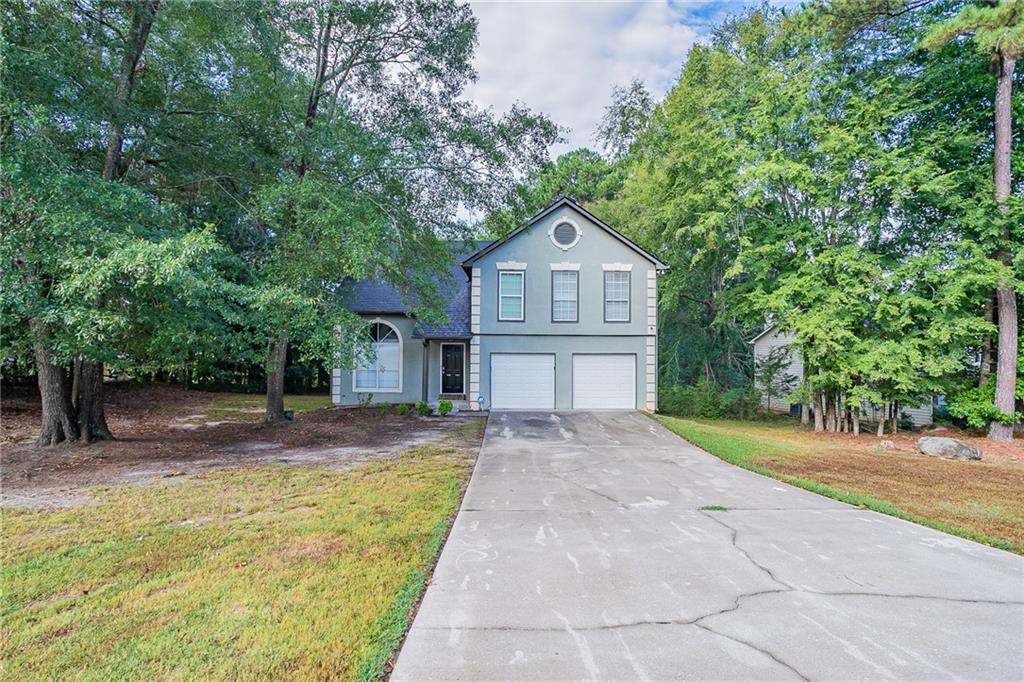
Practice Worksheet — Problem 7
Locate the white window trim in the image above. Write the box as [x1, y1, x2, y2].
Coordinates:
[439, 342, 466, 395]
[353, 318, 403, 393]
[604, 271, 631, 323]
[549, 262, 581, 271]
[498, 270, 525, 321]
[496, 260, 527, 270]
[602, 262, 633, 272]
[548, 217, 582, 250]
[551, 269, 579, 323]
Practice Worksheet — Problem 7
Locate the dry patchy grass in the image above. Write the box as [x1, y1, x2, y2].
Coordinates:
[1, 437, 480, 681]
[654, 416, 1024, 554]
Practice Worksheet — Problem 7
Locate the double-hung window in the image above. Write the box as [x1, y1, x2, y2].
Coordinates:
[604, 271, 630, 322]
[498, 271, 525, 321]
[551, 270, 578, 322]
[354, 322, 401, 391]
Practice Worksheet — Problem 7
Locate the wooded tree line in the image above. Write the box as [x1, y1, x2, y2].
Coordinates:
[2, 0, 557, 444]
[488, 0, 1022, 439]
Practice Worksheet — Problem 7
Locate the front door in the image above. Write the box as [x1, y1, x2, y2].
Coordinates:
[441, 343, 465, 395]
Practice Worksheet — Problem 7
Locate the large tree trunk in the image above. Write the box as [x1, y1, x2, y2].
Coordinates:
[877, 403, 886, 437]
[852, 407, 860, 437]
[990, 52, 1017, 442]
[74, 358, 113, 443]
[265, 335, 288, 423]
[813, 392, 825, 432]
[31, 319, 78, 446]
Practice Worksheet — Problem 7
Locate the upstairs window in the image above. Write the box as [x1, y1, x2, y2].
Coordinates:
[604, 271, 630, 322]
[552, 270, 578, 322]
[498, 271, 525, 321]
[354, 322, 401, 391]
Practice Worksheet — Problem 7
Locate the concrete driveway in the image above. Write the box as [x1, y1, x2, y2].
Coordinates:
[392, 411, 1024, 680]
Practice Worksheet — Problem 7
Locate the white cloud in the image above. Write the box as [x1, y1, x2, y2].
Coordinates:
[464, 1, 709, 156]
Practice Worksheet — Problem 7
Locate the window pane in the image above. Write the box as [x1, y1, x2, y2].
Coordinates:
[499, 272, 522, 296]
[605, 272, 630, 321]
[378, 369, 399, 389]
[355, 368, 377, 389]
[606, 300, 629, 321]
[552, 271, 577, 321]
[500, 296, 522, 320]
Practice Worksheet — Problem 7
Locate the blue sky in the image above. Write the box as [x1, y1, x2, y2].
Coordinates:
[464, 1, 796, 156]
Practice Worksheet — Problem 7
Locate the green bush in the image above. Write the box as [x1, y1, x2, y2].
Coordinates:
[415, 401, 431, 417]
[947, 381, 1023, 429]
[659, 381, 761, 419]
[438, 400, 453, 416]
[395, 404, 411, 416]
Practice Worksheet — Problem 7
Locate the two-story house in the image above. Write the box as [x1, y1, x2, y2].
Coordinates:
[331, 196, 667, 410]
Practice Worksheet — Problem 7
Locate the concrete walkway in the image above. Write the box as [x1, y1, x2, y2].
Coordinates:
[392, 411, 1024, 681]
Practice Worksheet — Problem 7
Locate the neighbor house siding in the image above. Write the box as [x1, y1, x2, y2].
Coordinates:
[752, 326, 933, 426]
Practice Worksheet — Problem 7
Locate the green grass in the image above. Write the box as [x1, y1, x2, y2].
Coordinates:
[2, 446, 472, 680]
[653, 414, 1023, 554]
[205, 393, 334, 420]
[698, 505, 730, 512]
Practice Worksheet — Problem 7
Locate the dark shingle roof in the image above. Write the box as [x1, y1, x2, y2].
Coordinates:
[345, 241, 492, 338]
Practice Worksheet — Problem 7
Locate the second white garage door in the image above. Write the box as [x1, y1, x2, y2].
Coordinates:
[573, 354, 636, 409]
[491, 353, 555, 409]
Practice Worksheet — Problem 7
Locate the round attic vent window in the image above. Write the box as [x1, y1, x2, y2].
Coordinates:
[549, 219, 581, 250]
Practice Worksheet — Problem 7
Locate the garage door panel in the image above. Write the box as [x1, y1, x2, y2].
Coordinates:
[573, 354, 635, 409]
[491, 354, 555, 409]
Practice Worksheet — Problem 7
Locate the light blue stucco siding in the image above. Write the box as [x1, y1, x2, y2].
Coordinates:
[469, 203, 659, 411]
[331, 315, 426, 405]
[473, 205, 655, 337]
[475, 335, 650, 410]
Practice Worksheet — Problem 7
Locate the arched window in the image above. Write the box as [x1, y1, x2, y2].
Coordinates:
[354, 321, 402, 392]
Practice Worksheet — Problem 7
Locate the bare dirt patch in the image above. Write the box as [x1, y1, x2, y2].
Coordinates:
[2, 383, 482, 507]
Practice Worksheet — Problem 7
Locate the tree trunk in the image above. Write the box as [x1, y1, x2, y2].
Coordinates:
[890, 402, 899, 435]
[813, 392, 824, 432]
[101, 0, 160, 182]
[991, 285, 1018, 441]
[877, 403, 886, 437]
[74, 358, 113, 442]
[31, 319, 78, 446]
[265, 334, 288, 423]
[800, 401, 810, 427]
[852, 407, 860, 437]
[990, 52, 1017, 442]
[825, 394, 837, 433]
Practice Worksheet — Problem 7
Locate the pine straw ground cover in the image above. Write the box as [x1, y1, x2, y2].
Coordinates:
[654, 415, 1024, 554]
[1, 433, 480, 681]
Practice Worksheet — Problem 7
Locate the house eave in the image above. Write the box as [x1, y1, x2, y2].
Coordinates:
[461, 196, 669, 271]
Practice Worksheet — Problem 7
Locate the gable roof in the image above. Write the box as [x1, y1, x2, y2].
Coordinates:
[461, 196, 669, 270]
[748, 323, 779, 345]
[344, 241, 492, 338]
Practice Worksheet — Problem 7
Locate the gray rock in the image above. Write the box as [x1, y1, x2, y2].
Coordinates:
[917, 436, 981, 461]
[879, 440, 896, 451]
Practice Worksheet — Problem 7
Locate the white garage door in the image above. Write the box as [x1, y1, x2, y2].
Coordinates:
[491, 354, 555, 409]
[573, 354, 636, 409]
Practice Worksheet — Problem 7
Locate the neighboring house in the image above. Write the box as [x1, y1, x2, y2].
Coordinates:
[331, 196, 667, 410]
[750, 324, 935, 427]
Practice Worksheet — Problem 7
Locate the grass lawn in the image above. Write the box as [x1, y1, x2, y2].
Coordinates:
[654, 415, 1024, 554]
[2, 440, 476, 680]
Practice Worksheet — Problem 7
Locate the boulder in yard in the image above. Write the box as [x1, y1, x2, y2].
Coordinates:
[917, 437, 981, 461]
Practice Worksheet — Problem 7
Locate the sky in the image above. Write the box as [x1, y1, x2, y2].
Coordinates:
[463, 1, 780, 157]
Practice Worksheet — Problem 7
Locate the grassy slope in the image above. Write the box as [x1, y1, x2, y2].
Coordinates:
[2, 442, 475, 680]
[653, 415, 1024, 555]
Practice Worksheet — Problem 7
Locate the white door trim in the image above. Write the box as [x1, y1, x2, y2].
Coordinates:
[439, 342, 466, 395]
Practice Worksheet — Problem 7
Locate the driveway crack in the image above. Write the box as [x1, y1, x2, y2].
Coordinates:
[698, 509, 795, 590]
[691, 621, 811, 681]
